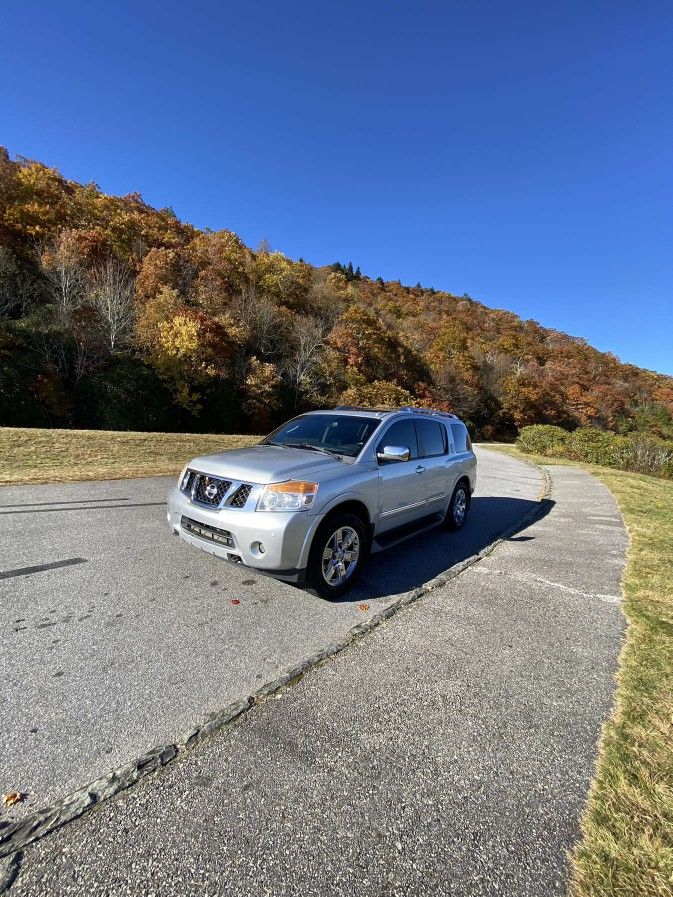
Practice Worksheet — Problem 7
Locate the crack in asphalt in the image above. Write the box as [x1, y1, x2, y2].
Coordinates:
[0, 559, 87, 580]
[470, 565, 622, 604]
[0, 502, 166, 515]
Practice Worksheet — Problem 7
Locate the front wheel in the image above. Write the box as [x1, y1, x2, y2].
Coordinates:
[307, 513, 367, 599]
[444, 481, 470, 530]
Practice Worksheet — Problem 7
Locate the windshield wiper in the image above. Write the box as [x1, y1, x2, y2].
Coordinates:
[285, 442, 342, 459]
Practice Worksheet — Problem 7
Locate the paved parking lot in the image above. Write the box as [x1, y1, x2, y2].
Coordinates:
[0, 448, 541, 817]
[2, 455, 628, 897]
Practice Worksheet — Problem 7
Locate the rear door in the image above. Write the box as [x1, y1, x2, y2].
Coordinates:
[415, 418, 451, 514]
[376, 419, 427, 532]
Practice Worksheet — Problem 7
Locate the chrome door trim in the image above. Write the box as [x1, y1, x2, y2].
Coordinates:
[380, 499, 427, 520]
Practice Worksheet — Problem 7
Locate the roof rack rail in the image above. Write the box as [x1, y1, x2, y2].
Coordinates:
[334, 405, 459, 419]
[399, 406, 458, 419]
[334, 405, 396, 414]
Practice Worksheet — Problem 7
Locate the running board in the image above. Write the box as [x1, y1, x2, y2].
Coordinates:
[372, 512, 444, 552]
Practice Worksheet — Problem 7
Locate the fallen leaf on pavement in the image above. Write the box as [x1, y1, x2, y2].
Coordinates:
[2, 791, 24, 807]
[358, 603, 369, 611]
[230, 598, 241, 606]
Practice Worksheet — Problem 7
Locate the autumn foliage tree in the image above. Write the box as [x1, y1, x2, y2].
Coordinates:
[147, 308, 242, 411]
[0, 146, 671, 437]
[242, 356, 282, 432]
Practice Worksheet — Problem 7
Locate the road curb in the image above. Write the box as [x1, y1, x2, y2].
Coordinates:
[0, 461, 553, 864]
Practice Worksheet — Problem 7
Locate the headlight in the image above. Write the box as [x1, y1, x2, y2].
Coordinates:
[257, 481, 318, 512]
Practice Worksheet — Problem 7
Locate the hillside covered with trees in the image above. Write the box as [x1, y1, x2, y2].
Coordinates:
[1, 148, 671, 439]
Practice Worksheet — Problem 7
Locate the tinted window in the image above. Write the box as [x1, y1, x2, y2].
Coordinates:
[416, 419, 447, 457]
[377, 420, 418, 460]
[263, 414, 381, 458]
[450, 423, 469, 453]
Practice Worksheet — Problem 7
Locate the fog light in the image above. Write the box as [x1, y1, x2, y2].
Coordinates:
[250, 541, 266, 557]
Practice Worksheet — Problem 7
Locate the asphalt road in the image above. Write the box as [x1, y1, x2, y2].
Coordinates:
[1, 447, 540, 818]
[2, 458, 627, 897]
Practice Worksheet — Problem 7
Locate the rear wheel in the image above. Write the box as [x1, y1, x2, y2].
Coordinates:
[444, 481, 470, 530]
[307, 513, 367, 598]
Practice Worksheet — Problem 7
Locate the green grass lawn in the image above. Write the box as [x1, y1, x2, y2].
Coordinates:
[488, 443, 673, 897]
[0, 427, 259, 485]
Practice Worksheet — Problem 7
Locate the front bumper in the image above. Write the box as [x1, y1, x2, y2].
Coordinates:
[167, 486, 320, 582]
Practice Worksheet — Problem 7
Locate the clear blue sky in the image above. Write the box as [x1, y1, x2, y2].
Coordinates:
[1, 1, 672, 374]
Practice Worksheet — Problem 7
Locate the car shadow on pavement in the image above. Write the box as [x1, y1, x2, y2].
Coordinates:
[343, 495, 555, 603]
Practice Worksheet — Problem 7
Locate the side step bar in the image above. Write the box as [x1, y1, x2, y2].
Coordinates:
[372, 512, 444, 551]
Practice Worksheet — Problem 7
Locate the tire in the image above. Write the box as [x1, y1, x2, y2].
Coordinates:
[444, 480, 470, 530]
[307, 513, 367, 599]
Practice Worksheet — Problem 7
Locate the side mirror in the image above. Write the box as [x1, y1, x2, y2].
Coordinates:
[377, 444, 411, 463]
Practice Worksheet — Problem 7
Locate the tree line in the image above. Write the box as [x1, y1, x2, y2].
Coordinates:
[1, 147, 672, 438]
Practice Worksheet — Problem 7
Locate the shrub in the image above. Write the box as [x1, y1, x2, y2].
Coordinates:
[516, 424, 569, 456]
[565, 428, 628, 467]
[517, 425, 673, 479]
[622, 433, 673, 478]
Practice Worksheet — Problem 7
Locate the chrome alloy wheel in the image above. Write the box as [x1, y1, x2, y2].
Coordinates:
[321, 526, 360, 586]
[453, 487, 467, 525]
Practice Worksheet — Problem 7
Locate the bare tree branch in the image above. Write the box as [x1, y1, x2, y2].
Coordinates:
[89, 257, 135, 353]
[282, 316, 328, 408]
[39, 232, 86, 327]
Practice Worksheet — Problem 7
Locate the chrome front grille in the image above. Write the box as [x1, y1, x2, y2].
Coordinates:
[187, 472, 232, 507]
[180, 469, 252, 509]
[229, 484, 252, 508]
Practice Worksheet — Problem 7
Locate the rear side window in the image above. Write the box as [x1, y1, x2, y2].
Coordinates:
[416, 419, 447, 458]
[450, 423, 469, 453]
[377, 420, 418, 460]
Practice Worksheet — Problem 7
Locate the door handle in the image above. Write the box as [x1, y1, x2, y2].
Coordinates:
[415, 465, 425, 474]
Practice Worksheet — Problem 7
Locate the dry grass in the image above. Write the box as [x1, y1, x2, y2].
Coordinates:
[488, 443, 673, 897]
[0, 427, 259, 485]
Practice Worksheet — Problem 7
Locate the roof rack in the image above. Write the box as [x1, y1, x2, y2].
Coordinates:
[334, 405, 459, 419]
[399, 406, 459, 419]
[334, 405, 394, 414]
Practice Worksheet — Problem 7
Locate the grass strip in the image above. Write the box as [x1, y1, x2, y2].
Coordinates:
[0, 427, 259, 485]
[488, 443, 673, 897]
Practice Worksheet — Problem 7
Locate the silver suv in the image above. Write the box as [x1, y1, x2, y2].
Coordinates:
[167, 407, 477, 597]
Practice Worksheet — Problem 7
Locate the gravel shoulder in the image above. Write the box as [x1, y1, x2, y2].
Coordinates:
[5, 461, 627, 896]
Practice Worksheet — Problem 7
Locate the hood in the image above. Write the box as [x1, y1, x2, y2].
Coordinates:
[187, 444, 344, 484]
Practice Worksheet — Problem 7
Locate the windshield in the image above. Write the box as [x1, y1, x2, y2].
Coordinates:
[262, 414, 381, 458]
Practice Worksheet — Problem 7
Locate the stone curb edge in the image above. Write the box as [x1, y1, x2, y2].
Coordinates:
[0, 461, 552, 864]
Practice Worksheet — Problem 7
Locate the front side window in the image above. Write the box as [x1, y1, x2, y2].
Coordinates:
[416, 419, 447, 458]
[262, 414, 380, 458]
[377, 420, 419, 460]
